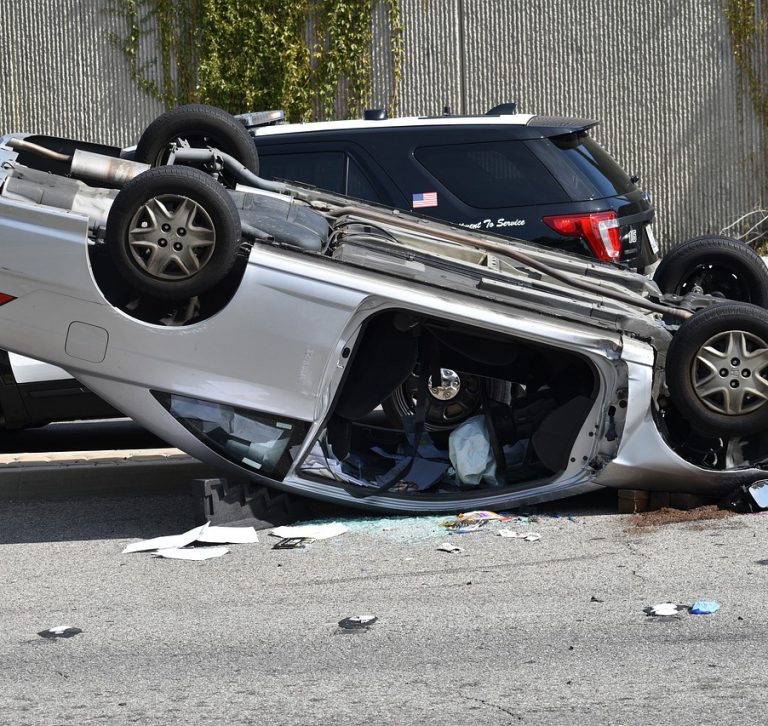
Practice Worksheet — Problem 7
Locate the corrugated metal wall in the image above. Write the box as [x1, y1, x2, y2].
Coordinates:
[2, 0, 766, 250]
[0, 0, 164, 145]
[374, 0, 768, 251]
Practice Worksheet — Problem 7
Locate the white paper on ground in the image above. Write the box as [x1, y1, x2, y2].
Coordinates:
[498, 530, 541, 541]
[270, 522, 348, 540]
[122, 522, 210, 554]
[646, 602, 685, 616]
[152, 546, 230, 560]
[197, 526, 259, 544]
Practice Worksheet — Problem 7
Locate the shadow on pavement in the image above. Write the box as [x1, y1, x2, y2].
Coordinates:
[0, 485, 618, 545]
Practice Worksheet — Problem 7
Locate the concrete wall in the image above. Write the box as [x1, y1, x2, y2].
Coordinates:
[2, 0, 766, 251]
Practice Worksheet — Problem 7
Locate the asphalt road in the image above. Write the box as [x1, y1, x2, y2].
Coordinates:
[1, 490, 766, 725]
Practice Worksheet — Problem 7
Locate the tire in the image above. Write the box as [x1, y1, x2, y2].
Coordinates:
[653, 235, 768, 306]
[666, 302, 768, 436]
[382, 370, 507, 431]
[105, 165, 241, 299]
[135, 104, 260, 178]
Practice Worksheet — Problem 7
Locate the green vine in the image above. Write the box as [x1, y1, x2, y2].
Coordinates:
[110, 0, 403, 121]
[725, 0, 768, 129]
[109, 0, 202, 107]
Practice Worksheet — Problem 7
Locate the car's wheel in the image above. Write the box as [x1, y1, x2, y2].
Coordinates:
[666, 302, 768, 436]
[135, 104, 260, 178]
[105, 165, 241, 300]
[382, 369, 505, 431]
[653, 235, 768, 306]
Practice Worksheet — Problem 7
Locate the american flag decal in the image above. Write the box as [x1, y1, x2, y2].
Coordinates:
[412, 192, 438, 209]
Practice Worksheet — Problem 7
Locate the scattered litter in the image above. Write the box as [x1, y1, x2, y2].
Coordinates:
[338, 615, 377, 630]
[590, 596, 604, 603]
[272, 537, 314, 550]
[122, 522, 259, 557]
[643, 603, 687, 617]
[749, 481, 768, 509]
[690, 600, 721, 615]
[153, 546, 230, 560]
[270, 522, 348, 541]
[197, 526, 259, 544]
[122, 522, 210, 554]
[437, 542, 463, 554]
[449, 522, 487, 534]
[439, 510, 514, 532]
[38, 625, 82, 640]
[458, 510, 510, 522]
[498, 530, 541, 541]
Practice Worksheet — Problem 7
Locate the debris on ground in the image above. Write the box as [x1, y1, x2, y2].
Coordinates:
[498, 530, 541, 541]
[122, 523, 259, 557]
[437, 542, 464, 554]
[338, 615, 377, 630]
[38, 626, 82, 639]
[723, 480, 768, 512]
[448, 522, 487, 534]
[270, 522, 348, 540]
[272, 537, 314, 550]
[644, 603, 688, 616]
[690, 600, 721, 615]
[439, 510, 521, 529]
[590, 596, 604, 603]
[197, 526, 259, 544]
[748, 481, 768, 509]
[630, 505, 733, 529]
[152, 546, 230, 560]
[340, 515, 449, 544]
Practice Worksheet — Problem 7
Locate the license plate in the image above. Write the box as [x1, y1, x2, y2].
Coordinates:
[646, 225, 660, 254]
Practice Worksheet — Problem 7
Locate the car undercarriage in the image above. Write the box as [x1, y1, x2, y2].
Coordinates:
[1, 105, 768, 511]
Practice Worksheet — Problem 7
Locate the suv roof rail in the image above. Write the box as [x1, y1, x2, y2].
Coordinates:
[236, 110, 286, 129]
[486, 102, 517, 115]
[363, 109, 388, 120]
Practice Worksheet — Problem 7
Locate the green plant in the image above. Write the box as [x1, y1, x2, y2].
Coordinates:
[725, 0, 768, 129]
[109, 0, 202, 107]
[110, 0, 403, 121]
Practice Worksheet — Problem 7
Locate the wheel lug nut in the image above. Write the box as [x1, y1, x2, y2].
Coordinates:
[177, 228, 186, 236]
[158, 238, 167, 247]
[730, 380, 740, 388]
[731, 358, 740, 366]
[161, 223, 171, 232]
[719, 368, 728, 377]
[173, 242, 183, 251]
[742, 369, 751, 378]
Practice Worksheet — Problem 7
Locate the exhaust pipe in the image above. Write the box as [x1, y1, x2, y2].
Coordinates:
[70, 150, 150, 186]
[6, 139, 150, 186]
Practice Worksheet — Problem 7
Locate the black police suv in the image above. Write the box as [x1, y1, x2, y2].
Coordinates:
[240, 105, 659, 271]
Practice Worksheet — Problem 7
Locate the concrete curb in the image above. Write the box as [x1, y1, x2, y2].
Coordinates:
[0, 448, 220, 499]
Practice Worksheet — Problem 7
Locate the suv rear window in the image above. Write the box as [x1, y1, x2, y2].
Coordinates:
[414, 140, 569, 208]
[548, 131, 635, 197]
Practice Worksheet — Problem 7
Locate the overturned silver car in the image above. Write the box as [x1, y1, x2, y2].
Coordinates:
[1, 105, 768, 512]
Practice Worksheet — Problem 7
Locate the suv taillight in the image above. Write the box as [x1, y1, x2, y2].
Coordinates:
[542, 211, 621, 262]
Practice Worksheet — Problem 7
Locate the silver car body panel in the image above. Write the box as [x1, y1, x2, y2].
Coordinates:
[0, 142, 767, 511]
